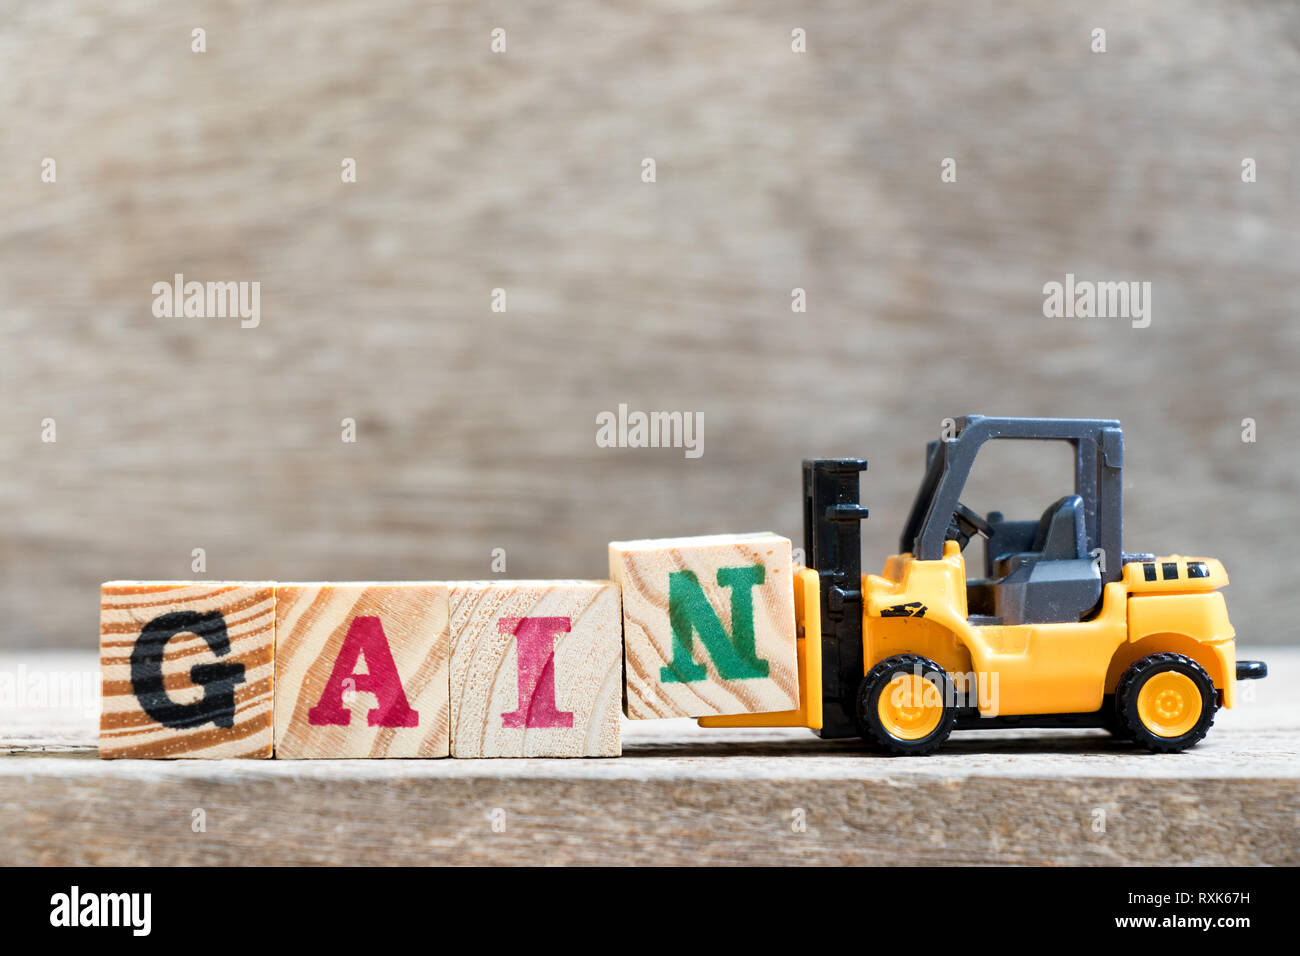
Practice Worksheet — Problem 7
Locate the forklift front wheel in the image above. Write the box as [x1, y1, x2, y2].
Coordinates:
[857, 654, 957, 756]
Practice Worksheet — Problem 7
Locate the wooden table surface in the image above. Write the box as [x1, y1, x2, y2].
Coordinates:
[3, 648, 1296, 865]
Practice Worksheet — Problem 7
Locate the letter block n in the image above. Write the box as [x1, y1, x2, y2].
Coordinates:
[609, 533, 799, 719]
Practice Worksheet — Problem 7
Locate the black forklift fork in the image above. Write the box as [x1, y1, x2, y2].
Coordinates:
[803, 459, 871, 739]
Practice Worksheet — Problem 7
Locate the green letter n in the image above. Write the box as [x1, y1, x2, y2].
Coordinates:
[660, 565, 771, 683]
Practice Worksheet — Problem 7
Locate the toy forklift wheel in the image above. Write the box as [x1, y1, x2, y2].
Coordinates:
[1116, 653, 1217, 753]
[1100, 697, 1132, 740]
[857, 654, 956, 755]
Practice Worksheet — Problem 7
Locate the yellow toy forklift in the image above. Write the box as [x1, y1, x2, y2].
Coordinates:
[705, 416, 1267, 754]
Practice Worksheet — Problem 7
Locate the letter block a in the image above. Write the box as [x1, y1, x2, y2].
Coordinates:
[273, 584, 450, 758]
[448, 581, 622, 757]
[99, 582, 276, 758]
[609, 533, 799, 719]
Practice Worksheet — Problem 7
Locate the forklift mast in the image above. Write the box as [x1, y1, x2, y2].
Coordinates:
[802, 459, 870, 739]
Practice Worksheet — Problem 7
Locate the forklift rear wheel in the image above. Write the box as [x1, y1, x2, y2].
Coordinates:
[1116, 653, 1217, 753]
[857, 654, 956, 756]
[1100, 695, 1131, 740]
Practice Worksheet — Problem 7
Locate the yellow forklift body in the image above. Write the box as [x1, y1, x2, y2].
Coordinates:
[705, 544, 1239, 729]
[866, 541, 1129, 716]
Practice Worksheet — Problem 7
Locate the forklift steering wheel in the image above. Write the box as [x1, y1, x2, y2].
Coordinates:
[948, 502, 993, 550]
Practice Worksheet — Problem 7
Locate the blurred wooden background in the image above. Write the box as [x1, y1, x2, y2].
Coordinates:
[1, 1, 1297, 650]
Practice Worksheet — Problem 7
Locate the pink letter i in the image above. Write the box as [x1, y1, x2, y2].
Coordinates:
[498, 616, 574, 729]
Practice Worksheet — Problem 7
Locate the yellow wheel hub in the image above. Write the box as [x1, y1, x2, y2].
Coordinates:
[1136, 671, 1202, 738]
[877, 673, 943, 740]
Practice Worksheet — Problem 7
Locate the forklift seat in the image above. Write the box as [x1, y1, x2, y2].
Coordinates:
[993, 495, 1087, 578]
[987, 495, 1101, 625]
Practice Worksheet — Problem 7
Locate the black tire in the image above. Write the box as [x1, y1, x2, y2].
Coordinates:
[856, 654, 957, 756]
[1116, 652, 1217, 753]
[1100, 695, 1131, 740]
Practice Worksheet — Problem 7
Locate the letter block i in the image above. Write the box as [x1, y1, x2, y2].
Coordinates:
[609, 533, 799, 719]
[449, 581, 622, 757]
[273, 584, 450, 758]
[99, 582, 276, 758]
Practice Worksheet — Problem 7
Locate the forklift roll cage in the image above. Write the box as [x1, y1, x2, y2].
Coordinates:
[900, 415, 1125, 580]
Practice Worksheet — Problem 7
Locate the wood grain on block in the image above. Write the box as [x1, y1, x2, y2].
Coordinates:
[449, 581, 622, 757]
[610, 533, 798, 719]
[99, 583, 275, 759]
[273, 584, 450, 758]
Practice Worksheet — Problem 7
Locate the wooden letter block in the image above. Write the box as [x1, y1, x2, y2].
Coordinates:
[273, 584, 450, 758]
[449, 581, 622, 757]
[609, 532, 799, 719]
[100, 582, 275, 758]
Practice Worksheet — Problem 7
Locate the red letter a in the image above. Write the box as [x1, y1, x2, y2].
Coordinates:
[307, 616, 419, 727]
